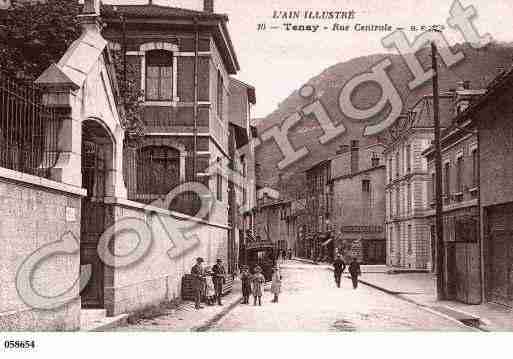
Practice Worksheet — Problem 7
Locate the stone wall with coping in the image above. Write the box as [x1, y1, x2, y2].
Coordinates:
[0, 169, 85, 331]
[103, 198, 229, 316]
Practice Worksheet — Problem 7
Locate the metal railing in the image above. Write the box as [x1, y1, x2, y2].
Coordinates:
[124, 145, 204, 217]
[0, 72, 59, 178]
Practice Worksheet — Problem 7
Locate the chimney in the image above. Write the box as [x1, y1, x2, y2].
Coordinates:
[204, 0, 214, 13]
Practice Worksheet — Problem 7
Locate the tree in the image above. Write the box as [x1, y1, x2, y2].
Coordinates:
[0, 0, 144, 133]
[0, 0, 81, 80]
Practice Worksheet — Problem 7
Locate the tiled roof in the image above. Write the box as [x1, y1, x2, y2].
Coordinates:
[101, 4, 228, 21]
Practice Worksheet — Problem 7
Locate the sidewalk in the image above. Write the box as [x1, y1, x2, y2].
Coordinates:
[355, 271, 513, 331]
[110, 280, 243, 332]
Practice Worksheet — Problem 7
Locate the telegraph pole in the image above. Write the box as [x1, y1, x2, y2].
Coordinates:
[431, 42, 445, 301]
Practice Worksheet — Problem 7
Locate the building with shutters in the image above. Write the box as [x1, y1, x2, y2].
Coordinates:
[101, 0, 240, 267]
[448, 66, 513, 307]
[422, 82, 485, 304]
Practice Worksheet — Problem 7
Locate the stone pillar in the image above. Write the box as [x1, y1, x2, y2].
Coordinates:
[39, 86, 82, 188]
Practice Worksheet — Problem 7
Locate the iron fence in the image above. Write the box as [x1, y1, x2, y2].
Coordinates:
[0, 72, 59, 178]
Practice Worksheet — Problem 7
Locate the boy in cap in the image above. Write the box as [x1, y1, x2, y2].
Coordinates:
[240, 265, 252, 304]
[212, 258, 226, 305]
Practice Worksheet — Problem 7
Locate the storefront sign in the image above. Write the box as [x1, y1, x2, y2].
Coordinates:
[341, 225, 383, 233]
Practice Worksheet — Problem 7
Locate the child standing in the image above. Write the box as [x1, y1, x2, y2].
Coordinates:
[251, 266, 265, 306]
[240, 265, 252, 304]
[270, 266, 282, 303]
[204, 267, 216, 305]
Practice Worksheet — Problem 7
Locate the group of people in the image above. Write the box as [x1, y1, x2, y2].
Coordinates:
[240, 264, 282, 306]
[191, 257, 227, 310]
[191, 257, 282, 309]
[280, 249, 293, 261]
[333, 254, 362, 289]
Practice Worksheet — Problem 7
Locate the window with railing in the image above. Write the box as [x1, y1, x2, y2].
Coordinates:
[444, 162, 450, 201]
[0, 72, 59, 178]
[137, 146, 180, 195]
[471, 148, 478, 189]
[456, 156, 464, 199]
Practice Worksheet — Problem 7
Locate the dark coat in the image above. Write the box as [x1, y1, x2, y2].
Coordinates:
[333, 258, 346, 273]
[212, 263, 226, 284]
[349, 261, 361, 277]
[191, 263, 206, 290]
[241, 272, 252, 295]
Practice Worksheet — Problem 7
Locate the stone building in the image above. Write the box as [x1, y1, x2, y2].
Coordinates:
[457, 66, 513, 307]
[329, 142, 386, 264]
[227, 78, 257, 272]
[423, 82, 485, 304]
[383, 103, 446, 270]
[304, 158, 331, 260]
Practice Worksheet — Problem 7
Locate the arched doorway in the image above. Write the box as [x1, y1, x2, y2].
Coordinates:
[80, 119, 114, 309]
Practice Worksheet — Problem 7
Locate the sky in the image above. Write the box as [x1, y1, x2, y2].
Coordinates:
[103, 0, 513, 118]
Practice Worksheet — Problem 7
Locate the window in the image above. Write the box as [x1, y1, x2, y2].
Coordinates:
[371, 154, 380, 167]
[431, 173, 436, 204]
[406, 145, 411, 173]
[395, 153, 400, 177]
[389, 192, 393, 217]
[407, 183, 412, 213]
[443, 162, 450, 198]
[389, 159, 393, 182]
[362, 179, 371, 193]
[137, 146, 180, 195]
[217, 70, 224, 120]
[146, 50, 173, 101]
[472, 148, 478, 188]
[216, 158, 223, 201]
[396, 188, 400, 215]
[456, 156, 464, 194]
[407, 224, 412, 254]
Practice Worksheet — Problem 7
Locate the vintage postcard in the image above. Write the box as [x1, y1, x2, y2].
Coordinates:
[0, 0, 512, 356]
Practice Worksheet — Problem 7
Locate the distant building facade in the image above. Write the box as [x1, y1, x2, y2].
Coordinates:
[304, 158, 331, 260]
[384, 121, 434, 270]
[329, 141, 386, 264]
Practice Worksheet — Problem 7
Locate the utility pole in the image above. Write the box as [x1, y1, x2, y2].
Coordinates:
[432, 42, 445, 301]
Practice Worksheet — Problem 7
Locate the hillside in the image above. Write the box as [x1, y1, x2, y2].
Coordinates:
[255, 43, 513, 197]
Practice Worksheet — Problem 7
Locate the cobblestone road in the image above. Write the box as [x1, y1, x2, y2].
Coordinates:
[209, 262, 471, 332]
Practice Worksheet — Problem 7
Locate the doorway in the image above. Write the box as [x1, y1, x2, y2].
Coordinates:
[80, 120, 112, 309]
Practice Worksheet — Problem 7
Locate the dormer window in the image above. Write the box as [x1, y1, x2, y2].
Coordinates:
[146, 50, 173, 101]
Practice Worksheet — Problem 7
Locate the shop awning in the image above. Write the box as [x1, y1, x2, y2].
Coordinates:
[321, 238, 333, 246]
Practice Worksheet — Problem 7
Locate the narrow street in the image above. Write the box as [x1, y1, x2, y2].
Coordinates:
[208, 262, 470, 331]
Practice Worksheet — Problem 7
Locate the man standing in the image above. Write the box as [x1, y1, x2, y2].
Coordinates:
[333, 254, 346, 288]
[191, 257, 206, 310]
[212, 258, 226, 305]
[349, 257, 362, 289]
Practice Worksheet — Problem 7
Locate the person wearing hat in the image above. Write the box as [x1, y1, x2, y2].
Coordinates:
[348, 256, 362, 289]
[240, 265, 252, 304]
[251, 265, 265, 306]
[212, 258, 226, 305]
[191, 257, 206, 309]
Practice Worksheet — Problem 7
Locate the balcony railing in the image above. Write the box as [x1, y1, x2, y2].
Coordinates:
[0, 72, 59, 178]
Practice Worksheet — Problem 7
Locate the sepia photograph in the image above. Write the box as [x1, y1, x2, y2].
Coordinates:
[1, 0, 513, 356]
